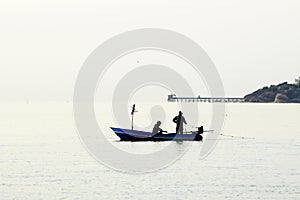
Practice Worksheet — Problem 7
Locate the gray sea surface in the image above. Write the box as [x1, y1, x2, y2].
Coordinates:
[0, 103, 299, 199]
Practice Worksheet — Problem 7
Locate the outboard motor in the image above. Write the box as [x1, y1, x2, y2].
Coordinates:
[195, 126, 203, 141]
[197, 126, 204, 134]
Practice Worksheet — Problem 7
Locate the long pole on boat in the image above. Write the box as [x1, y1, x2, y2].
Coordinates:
[131, 104, 136, 130]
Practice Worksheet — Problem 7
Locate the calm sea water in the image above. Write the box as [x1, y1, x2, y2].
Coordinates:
[0, 103, 299, 199]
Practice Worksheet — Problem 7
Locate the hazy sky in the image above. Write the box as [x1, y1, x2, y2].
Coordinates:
[0, 0, 299, 101]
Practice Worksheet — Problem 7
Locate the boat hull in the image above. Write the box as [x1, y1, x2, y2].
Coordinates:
[111, 127, 202, 141]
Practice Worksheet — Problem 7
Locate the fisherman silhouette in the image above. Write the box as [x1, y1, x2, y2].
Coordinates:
[152, 121, 163, 134]
[173, 111, 187, 134]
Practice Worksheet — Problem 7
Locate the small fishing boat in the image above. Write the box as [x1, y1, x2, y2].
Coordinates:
[110, 127, 204, 142]
[111, 104, 205, 142]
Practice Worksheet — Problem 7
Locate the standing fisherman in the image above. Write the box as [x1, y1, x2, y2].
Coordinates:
[173, 111, 187, 134]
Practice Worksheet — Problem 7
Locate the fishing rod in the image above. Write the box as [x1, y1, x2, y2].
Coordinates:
[186, 125, 254, 139]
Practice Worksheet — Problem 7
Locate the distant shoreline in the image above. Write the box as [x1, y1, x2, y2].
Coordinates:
[244, 82, 300, 103]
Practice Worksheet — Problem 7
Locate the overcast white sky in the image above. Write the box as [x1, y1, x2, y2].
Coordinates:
[0, 0, 299, 101]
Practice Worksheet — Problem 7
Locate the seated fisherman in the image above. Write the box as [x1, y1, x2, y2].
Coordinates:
[152, 121, 166, 134]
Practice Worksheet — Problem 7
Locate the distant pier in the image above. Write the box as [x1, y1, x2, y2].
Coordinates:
[167, 94, 244, 103]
